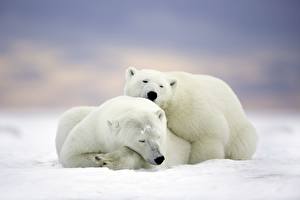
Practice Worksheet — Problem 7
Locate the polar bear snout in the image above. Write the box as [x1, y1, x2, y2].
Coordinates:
[154, 155, 165, 165]
[147, 91, 157, 101]
[145, 144, 165, 165]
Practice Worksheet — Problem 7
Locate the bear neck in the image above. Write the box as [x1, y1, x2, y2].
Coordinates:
[164, 87, 190, 117]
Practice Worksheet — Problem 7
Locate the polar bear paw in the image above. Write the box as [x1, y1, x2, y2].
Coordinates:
[94, 153, 122, 170]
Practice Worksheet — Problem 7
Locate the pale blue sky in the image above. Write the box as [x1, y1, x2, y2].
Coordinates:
[0, 0, 299, 109]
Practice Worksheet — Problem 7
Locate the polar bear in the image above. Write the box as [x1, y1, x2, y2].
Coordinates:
[56, 96, 190, 169]
[124, 67, 257, 164]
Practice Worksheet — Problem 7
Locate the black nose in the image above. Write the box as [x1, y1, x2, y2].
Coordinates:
[154, 156, 165, 165]
[147, 91, 157, 101]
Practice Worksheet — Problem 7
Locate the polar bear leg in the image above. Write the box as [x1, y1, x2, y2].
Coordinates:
[189, 138, 225, 164]
[95, 146, 149, 170]
[188, 111, 229, 164]
[56, 106, 94, 155]
[226, 124, 257, 160]
[61, 146, 147, 169]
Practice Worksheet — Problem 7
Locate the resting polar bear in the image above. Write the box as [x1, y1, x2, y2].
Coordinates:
[56, 96, 190, 169]
[124, 68, 257, 163]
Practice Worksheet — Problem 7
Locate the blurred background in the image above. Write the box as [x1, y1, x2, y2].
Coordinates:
[0, 0, 299, 111]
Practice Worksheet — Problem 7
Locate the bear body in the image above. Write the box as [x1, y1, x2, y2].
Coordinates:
[56, 96, 190, 169]
[124, 68, 257, 163]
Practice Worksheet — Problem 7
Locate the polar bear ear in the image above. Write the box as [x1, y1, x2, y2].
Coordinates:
[107, 120, 120, 134]
[169, 78, 177, 88]
[126, 67, 138, 81]
[155, 110, 165, 120]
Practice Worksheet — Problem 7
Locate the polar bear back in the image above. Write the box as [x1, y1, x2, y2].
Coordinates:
[166, 72, 251, 139]
[167, 71, 246, 120]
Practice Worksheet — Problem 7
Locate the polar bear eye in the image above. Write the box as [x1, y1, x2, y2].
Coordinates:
[142, 80, 148, 83]
[159, 85, 164, 88]
[139, 139, 146, 143]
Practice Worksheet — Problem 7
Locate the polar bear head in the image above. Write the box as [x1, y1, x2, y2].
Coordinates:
[107, 108, 167, 165]
[124, 67, 177, 109]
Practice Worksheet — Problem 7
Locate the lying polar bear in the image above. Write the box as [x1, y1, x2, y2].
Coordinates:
[56, 96, 190, 169]
[124, 68, 257, 163]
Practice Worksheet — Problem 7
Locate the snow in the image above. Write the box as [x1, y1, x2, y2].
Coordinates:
[0, 111, 300, 199]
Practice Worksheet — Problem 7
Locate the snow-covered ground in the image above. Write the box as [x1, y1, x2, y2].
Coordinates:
[0, 111, 300, 200]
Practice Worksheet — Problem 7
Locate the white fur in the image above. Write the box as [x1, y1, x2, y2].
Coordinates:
[56, 96, 190, 169]
[124, 68, 257, 164]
